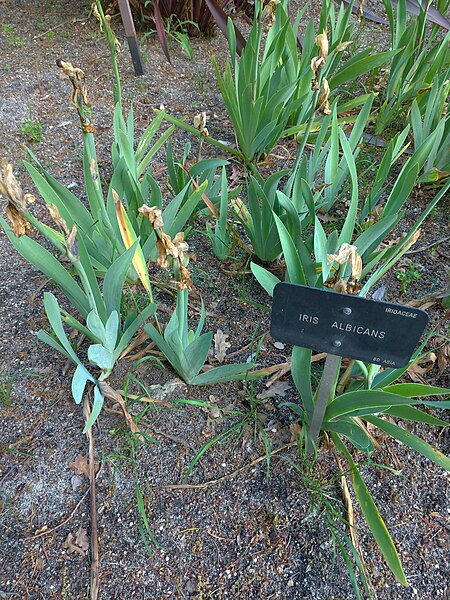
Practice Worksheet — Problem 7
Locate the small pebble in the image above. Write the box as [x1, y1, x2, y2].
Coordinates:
[273, 341, 285, 350]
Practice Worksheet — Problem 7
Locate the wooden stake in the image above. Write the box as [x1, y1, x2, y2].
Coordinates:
[118, 0, 144, 76]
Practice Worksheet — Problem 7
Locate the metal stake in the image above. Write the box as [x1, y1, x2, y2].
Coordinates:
[308, 353, 341, 455]
[118, 0, 144, 76]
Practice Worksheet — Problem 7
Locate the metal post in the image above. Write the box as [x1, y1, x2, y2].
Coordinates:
[308, 353, 341, 455]
[118, 0, 144, 76]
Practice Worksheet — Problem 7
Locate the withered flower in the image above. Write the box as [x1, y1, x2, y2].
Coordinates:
[80, 120, 96, 134]
[158, 232, 176, 266]
[194, 112, 209, 138]
[333, 279, 348, 293]
[349, 250, 362, 282]
[92, 2, 104, 31]
[172, 232, 188, 261]
[66, 224, 79, 261]
[178, 264, 192, 291]
[140, 202, 192, 289]
[335, 41, 353, 53]
[92, 2, 121, 53]
[316, 32, 329, 62]
[56, 59, 90, 107]
[311, 30, 329, 90]
[357, 0, 364, 22]
[316, 78, 331, 115]
[57, 59, 96, 133]
[0, 161, 35, 237]
[156, 238, 170, 269]
[327, 243, 357, 265]
[139, 205, 164, 229]
[327, 243, 362, 288]
[48, 203, 70, 236]
[261, 0, 280, 28]
[156, 231, 186, 266]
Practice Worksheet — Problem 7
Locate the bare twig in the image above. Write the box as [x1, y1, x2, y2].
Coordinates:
[83, 394, 99, 600]
[152, 442, 297, 490]
[26, 489, 90, 540]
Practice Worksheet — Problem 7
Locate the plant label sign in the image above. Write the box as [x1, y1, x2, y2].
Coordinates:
[271, 283, 429, 368]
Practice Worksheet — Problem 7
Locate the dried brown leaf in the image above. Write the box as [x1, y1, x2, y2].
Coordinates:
[406, 353, 436, 383]
[65, 224, 78, 260]
[69, 454, 90, 478]
[71, 474, 85, 492]
[257, 381, 291, 400]
[214, 330, 231, 363]
[75, 526, 89, 552]
[98, 382, 144, 440]
[289, 421, 302, 442]
[64, 532, 85, 556]
[436, 345, 450, 377]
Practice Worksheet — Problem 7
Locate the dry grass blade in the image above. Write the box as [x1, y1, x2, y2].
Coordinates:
[119, 330, 149, 360]
[178, 164, 218, 217]
[118, 393, 173, 408]
[332, 446, 376, 598]
[98, 381, 144, 440]
[263, 352, 328, 387]
[153, 442, 297, 490]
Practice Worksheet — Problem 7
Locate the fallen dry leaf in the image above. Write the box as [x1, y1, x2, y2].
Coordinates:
[406, 352, 436, 383]
[69, 454, 90, 478]
[436, 345, 449, 377]
[75, 526, 89, 552]
[214, 330, 231, 363]
[64, 531, 86, 556]
[289, 421, 302, 441]
[257, 381, 291, 400]
[201, 396, 222, 436]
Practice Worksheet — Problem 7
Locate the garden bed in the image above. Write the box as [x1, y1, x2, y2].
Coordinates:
[0, 1, 449, 598]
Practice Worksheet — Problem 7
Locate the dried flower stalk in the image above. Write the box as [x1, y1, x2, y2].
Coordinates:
[0, 161, 35, 236]
[311, 30, 329, 90]
[194, 112, 209, 138]
[56, 59, 96, 133]
[92, 2, 121, 53]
